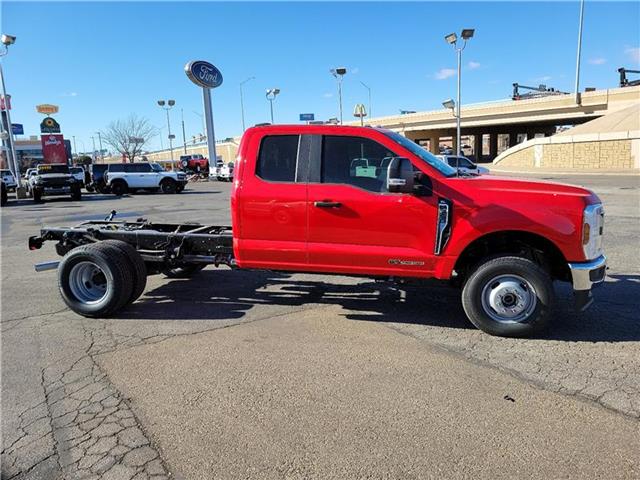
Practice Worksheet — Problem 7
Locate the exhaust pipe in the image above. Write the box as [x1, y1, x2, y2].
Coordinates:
[34, 261, 60, 272]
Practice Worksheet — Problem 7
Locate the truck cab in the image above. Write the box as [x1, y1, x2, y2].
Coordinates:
[230, 125, 606, 336]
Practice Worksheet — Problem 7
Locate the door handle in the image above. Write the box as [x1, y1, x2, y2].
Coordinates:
[314, 200, 342, 208]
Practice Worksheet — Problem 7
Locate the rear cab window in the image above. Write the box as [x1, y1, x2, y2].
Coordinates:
[256, 135, 299, 182]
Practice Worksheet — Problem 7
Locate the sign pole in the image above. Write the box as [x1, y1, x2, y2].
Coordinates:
[203, 87, 217, 177]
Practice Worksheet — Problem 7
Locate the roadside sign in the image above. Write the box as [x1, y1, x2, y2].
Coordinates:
[353, 104, 367, 118]
[0, 95, 11, 111]
[184, 61, 223, 89]
[40, 116, 61, 134]
[299, 113, 315, 122]
[36, 104, 59, 115]
[11, 123, 23, 135]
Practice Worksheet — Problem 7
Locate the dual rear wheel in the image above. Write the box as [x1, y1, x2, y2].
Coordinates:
[58, 240, 147, 317]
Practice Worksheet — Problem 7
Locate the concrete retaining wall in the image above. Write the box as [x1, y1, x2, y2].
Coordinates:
[493, 131, 640, 170]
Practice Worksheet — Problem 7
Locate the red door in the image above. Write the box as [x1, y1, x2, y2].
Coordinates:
[306, 134, 440, 277]
[235, 134, 308, 270]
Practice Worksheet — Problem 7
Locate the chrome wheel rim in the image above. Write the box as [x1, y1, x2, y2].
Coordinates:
[480, 274, 537, 324]
[68, 261, 108, 304]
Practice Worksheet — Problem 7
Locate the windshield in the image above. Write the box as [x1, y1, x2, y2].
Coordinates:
[150, 163, 163, 172]
[37, 164, 69, 174]
[1, 170, 13, 178]
[381, 131, 458, 177]
[70, 167, 83, 174]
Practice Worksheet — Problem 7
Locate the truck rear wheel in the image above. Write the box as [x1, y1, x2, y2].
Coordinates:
[461, 256, 554, 337]
[111, 180, 128, 196]
[58, 244, 134, 317]
[102, 240, 147, 305]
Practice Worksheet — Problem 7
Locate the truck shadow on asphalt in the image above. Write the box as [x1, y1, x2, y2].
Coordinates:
[118, 270, 640, 342]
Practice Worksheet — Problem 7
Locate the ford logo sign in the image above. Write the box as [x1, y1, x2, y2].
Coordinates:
[185, 61, 223, 89]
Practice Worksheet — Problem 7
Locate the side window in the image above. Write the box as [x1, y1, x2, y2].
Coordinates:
[256, 135, 299, 182]
[138, 164, 152, 173]
[109, 164, 125, 173]
[321, 135, 397, 192]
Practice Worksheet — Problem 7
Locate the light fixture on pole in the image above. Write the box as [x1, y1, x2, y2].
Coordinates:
[0, 32, 24, 196]
[240, 76, 255, 131]
[442, 98, 455, 111]
[330, 67, 347, 124]
[359, 81, 372, 119]
[157, 99, 176, 168]
[444, 28, 474, 159]
[265, 88, 280, 123]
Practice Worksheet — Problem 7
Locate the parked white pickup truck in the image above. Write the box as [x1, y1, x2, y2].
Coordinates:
[105, 162, 188, 195]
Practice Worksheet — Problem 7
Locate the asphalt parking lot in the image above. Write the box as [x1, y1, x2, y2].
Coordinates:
[2, 174, 639, 480]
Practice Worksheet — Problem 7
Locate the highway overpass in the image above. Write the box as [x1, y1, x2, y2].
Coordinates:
[349, 85, 640, 161]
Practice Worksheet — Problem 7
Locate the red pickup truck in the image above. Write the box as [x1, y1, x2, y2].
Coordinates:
[179, 154, 209, 174]
[30, 125, 606, 337]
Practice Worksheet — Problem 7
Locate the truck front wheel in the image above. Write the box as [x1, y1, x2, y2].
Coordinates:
[461, 256, 554, 337]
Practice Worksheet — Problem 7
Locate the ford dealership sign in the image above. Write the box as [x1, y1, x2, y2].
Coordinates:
[185, 61, 223, 89]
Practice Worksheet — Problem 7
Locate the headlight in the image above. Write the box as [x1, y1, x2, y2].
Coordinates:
[582, 203, 604, 260]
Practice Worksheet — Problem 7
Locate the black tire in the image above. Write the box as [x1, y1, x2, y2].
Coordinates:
[160, 179, 177, 194]
[71, 185, 82, 201]
[162, 264, 206, 278]
[217, 176, 223, 182]
[58, 244, 134, 317]
[102, 240, 147, 305]
[462, 256, 554, 337]
[1, 182, 7, 206]
[85, 185, 95, 193]
[111, 181, 128, 196]
[176, 185, 184, 193]
[33, 188, 43, 203]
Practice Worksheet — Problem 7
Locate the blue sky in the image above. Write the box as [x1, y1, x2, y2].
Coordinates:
[2, 1, 639, 153]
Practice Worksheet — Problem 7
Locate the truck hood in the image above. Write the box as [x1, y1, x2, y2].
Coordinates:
[447, 175, 600, 205]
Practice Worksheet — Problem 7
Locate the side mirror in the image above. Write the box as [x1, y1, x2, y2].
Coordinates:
[386, 157, 414, 193]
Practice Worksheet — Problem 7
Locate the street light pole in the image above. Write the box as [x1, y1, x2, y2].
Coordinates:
[574, 0, 585, 104]
[96, 131, 103, 162]
[360, 81, 371, 119]
[91, 136, 97, 162]
[72, 135, 77, 161]
[181, 108, 187, 154]
[240, 76, 255, 132]
[445, 29, 474, 159]
[157, 99, 176, 169]
[330, 67, 347, 124]
[0, 33, 24, 195]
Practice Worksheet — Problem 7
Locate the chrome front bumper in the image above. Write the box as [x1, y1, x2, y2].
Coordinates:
[567, 255, 607, 311]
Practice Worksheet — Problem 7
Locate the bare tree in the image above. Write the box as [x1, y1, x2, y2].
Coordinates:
[100, 114, 157, 162]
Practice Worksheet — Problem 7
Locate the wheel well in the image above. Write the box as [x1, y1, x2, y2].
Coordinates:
[111, 179, 128, 187]
[453, 231, 570, 283]
[160, 177, 175, 184]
